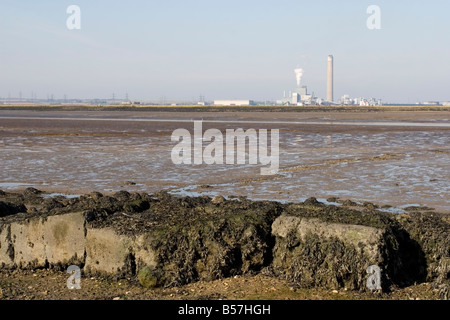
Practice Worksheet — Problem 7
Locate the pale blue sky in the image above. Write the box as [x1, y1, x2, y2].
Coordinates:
[1, 0, 449, 102]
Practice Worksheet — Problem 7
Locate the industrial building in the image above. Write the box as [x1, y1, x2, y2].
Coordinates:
[278, 86, 315, 106]
[277, 55, 383, 107]
[212, 55, 388, 107]
[213, 100, 255, 106]
[337, 94, 382, 106]
[277, 65, 316, 106]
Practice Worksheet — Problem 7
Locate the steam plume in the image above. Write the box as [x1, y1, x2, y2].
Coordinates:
[294, 68, 304, 87]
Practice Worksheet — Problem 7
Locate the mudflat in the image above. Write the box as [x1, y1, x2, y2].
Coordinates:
[0, 108, 448, 213]
[0, 107, 449, 300]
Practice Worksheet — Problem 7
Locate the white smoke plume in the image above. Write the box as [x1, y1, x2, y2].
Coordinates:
[294, 68, 304, 87]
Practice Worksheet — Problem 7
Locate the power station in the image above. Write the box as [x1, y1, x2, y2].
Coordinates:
[212, 54, 382, 107]
[278, 55, 335, 106]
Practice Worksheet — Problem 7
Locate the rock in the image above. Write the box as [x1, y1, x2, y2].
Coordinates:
[1, 190, 446, 296]
[404, 206, 435, 212]
[113, 191, 131, 202]
[0, 190, 6, 196]
[42, 198, 64, 211]
[340, 199, 358, 207]
[303, 197, 323, 206]
[23, 187, 42, 196]
[84, 209, 108, 222]
[138, 266, 159, 289]
[89, 192, 103, 200]
[139, 196, 281, 286]
[397, 212, 450, 289]
[211, 195, 226, 205]
[96, 196, 122, 214]
[122, 199, 150, 213]
[0, 201, 27, 217]
[271, 209, 427, 291]
[27, 207, 38, 214]
[124, 181, 136, 186]
[437, 284, 449, 300]
[363, 202, 379, 209]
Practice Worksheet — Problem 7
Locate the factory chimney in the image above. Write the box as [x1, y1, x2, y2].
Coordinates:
[327, 55, 334, 102]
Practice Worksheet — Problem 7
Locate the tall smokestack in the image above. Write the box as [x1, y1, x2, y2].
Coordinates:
[327, 55, 334, 102]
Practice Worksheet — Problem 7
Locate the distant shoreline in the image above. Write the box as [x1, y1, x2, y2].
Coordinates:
[1, 104, 450, 113]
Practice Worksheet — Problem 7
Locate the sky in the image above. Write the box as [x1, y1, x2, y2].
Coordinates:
[0, 0, 449, 103]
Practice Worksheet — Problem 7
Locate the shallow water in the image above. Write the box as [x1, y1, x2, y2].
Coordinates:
[0, 113, 449, 212]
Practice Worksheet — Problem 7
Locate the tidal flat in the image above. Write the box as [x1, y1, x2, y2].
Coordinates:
[0, 108, 448, 213]
[0, 107, 449, 300]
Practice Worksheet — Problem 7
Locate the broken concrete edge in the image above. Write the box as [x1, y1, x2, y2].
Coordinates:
[0, 192, 448, 294]
[0, 212, 86, 270]
[270, 214, 421, 292]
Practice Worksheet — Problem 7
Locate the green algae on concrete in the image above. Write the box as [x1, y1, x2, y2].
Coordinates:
[0, 190, 448, 298]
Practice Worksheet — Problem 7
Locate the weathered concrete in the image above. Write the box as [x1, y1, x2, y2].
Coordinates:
[0, 225, 14, 266]
[271, 214, 394, 291]
[0, 190, 448, 296]
[84, 227, 157, 275]
[4, 212, 85, 268]
[1, 212, 158, 274]
[272, 215, 385, 261]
